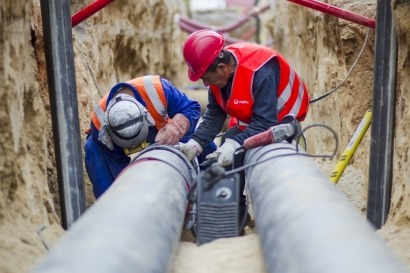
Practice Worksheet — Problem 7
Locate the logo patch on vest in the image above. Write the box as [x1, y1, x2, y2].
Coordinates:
[233, 99, 249, 105]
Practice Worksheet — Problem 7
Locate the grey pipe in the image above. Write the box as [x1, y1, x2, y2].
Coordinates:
[32, 146, 194, 273]
[245, 142, 407, 273]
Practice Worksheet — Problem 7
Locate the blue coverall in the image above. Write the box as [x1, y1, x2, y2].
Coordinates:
[84, 78, 216, 198]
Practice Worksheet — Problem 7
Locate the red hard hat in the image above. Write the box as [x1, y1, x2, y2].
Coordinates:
[182, 29, 225, 81]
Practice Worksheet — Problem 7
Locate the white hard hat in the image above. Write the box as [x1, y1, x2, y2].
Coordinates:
[106, 94, 151, 149]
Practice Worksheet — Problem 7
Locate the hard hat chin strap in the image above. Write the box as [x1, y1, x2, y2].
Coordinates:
[124, 140, 149, 155]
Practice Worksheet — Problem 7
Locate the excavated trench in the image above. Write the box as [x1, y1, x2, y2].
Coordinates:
[32, 144, 408, 273]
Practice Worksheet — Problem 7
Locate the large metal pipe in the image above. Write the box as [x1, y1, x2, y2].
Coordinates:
[245, 142, 407, 273]
[287, 0, 376, 29]
[31, 146, 195, 273]
[40, 0, 86, 229]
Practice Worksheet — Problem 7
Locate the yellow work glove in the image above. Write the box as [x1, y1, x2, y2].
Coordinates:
[155, 114, 190, 145]
[206, 138, 241, 166]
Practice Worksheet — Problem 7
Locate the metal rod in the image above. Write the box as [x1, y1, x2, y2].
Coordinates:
[244, 142, 407, 273]
[31, 146, 194, 273]
[40, 0, 86, 229]
[72, 0, 115, 27]
[287, 0, 376, 29]
[367, 0, 398, 229]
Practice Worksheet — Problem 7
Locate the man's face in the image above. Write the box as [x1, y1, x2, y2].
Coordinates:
[201, 64, 231, 88]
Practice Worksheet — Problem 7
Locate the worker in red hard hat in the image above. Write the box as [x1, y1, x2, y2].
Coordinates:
[84, 75, 216, 199]
[179, 29, 310, 230]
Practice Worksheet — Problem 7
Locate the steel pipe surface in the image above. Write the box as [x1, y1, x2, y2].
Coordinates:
[32, 146, 194, 273]
[245, 142, 407, 273]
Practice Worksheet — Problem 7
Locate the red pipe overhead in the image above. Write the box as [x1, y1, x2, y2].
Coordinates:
[179, 3, 270, 33]
[72, 0, 115, 27]
[178, 20, 246, 45]
[287, 0, 375, 29]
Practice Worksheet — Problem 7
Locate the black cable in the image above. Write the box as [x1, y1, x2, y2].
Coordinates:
[309, 26, 373, 104]
[36, 226, 50, 252]
[226, 123, 338, 176]
[186, 123, 338, 235]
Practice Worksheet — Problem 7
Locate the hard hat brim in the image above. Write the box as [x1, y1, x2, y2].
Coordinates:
[188, 68, 203, 82]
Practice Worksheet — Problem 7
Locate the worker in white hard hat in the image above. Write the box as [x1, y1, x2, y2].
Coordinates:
[84, 75, 216, 198]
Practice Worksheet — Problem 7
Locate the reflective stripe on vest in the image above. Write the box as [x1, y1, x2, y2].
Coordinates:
[127, 76, 168, 130]
[91, 92, 110, 130]
[91, 75, 168, 132]
[275, 53, 309, 121]
[211, 43, 309, 128]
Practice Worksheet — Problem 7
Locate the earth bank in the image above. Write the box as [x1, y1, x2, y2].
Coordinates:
[1, 0, 410, 272]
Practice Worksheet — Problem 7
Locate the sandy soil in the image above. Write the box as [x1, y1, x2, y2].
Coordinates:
[1, 0, 410, 272]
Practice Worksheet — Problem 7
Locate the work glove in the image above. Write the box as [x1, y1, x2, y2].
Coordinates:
[206, 138, 241, 166]
[180, 139, 203, 161]
[155, 114, 190, 145]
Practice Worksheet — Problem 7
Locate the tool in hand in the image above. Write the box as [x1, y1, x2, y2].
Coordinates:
[192, 156, 218, 169]
[242, 116, 301, 150]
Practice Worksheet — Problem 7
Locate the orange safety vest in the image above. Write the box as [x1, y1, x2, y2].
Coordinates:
[90, 75, 169, 132]
[210, 43, 309, 128]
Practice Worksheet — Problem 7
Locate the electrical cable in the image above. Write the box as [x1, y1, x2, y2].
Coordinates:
[77, 45, 102, 96]
[185, 123, 337, 237]
[36, 226, 50, 252]
[188, 123, 338, 175]
[225, 123, 338, 176]
[309, 24, 373, 103]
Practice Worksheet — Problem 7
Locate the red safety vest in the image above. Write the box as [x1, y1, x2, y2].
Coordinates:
[210, 43, 309, 128]
[90, 75, 169, 132]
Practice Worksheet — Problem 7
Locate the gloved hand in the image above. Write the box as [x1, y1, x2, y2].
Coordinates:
[180, 139, 203, 161]
[281, 115, 303, 142]
[206, 138, 241, 166]
[155, 114, 190, 145]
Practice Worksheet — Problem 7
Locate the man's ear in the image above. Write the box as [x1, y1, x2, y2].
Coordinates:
[217, 63, 227, 73]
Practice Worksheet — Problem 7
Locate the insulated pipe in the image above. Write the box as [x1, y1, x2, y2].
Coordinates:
[244, 142, 407, 273]
[367, 0, 398, 228]
[40, 0, 86, 229]
[287, 0, 376, 29]
[72, 0, 115, 27]
[31, 146, 195, 273]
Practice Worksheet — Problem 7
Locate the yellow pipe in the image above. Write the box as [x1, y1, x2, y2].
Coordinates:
[330, 111, 372, 184]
